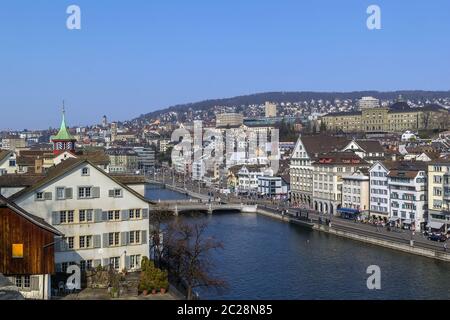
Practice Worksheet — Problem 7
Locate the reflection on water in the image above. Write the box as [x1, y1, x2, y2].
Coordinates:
[146, 184, 192, 201]
[147, 184, 450, 300]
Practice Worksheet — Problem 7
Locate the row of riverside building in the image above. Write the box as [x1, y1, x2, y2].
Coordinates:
[290, 135, 450, 233]
[0, 112, 153, 299]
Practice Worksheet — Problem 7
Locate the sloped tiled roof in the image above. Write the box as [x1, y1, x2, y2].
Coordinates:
[323, 111, 362, 117]
[301, 135, 351, 159]
[0, 174, 45, 188]
[110, 175, 146, 185]
[0, 195, 63, 236]
[0, 150, 12, 163]
[355, 140, 385, 153]
[9, 158, 153, 204]
[312, 151, 369, 166]
[76, 150, 110, 165]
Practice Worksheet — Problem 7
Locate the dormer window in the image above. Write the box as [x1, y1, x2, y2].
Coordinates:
[82, 167, 90, 176]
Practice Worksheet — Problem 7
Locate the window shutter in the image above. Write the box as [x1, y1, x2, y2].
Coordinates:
[108, 190, 115, 197]
[103, 233, 109, 248]
[58, 240, 66, 252]
[92, 187, 100, 198]
[141, 230, 147, 244]
[94, 209, 103, 222]
[125, 256, 130, 270]
[44, 192, 52, 200]
[142, 208, 149, 219]
[52, 212, 60, 225]
[31, 276, 40, 291]
[65, 188, 73, 199]
[121, 232, 129, 246]
[93, 235, 101, 248]
[102, 211, 108, 221]
[121, 210, 129, 221]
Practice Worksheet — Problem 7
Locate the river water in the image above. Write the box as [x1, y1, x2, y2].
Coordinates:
[146, 185, 450, 300]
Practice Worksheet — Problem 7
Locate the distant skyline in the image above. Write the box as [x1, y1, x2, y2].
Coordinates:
[1, 0, 450, 130]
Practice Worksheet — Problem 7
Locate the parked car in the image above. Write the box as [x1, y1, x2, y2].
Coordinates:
[428, 233, 447, 242]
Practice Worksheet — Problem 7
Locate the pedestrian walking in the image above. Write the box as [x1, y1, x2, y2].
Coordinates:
[444, 242, 448, 252]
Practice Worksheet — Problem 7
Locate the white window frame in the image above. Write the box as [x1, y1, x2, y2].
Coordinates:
[14, 275, 31, 291]
[67, 237, 74, 250]
[108, 210, 120, 221]
[60, 211, 67, 224]
[81, 167, 90, 176]
[110, 257, 120, 270]
[130, 255, 141, 269]
[67, 210, 74, 223]
[56, 187, 65, 200]
[129, 231, 141, 244]
[114, 189, 123, 198]
[78, 187, 92, 199]
[108, 232, 120, 247]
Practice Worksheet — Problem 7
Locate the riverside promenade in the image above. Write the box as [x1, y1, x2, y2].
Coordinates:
[257, 205, 450, 263]
[148, 177, 450, 263]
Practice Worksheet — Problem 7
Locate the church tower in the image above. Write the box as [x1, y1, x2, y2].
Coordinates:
[51, 103, 77, 155]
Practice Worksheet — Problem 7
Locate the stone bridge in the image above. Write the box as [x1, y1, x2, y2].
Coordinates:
[151, 200, 258, 216]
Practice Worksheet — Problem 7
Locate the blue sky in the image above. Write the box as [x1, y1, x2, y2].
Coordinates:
[0, 0, 449, 130]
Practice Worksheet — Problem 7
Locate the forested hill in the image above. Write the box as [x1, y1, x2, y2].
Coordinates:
[134, 90, 450, 120]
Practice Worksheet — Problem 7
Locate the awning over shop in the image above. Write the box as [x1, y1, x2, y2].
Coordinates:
[389, 216, 400, 222]
[402, 219, 412, 224]
[428, 222, 444, 230]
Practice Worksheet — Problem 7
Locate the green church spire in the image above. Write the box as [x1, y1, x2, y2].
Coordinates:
[52, 101, 76, 141]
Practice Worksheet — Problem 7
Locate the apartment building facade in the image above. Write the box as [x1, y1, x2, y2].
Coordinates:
[427, 160, 450, 232]
[341, 169, 370, 218]
[10, 159, 151, 273]
[216, 113, 244, 128]
[322, 101, 449, 133]
[237, 165, 271, 193]
[369, 161, 392, 218]
[290, 135, 351, 208]
[0, 151, 18, 175]
[312, 152, 369, 216]
[388, 164, 428, 231]
[106, 148, 139, 173]
[258, 176, 288, 199]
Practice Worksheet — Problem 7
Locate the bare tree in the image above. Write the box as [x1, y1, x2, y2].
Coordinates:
[149, 207, 173, 268]
[422, 111, 431, 130]
[165, 220, 226, 300]
[439, 113, 449, 131]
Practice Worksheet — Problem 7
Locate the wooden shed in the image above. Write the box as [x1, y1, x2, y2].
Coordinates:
[0, 195, 63, 276]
